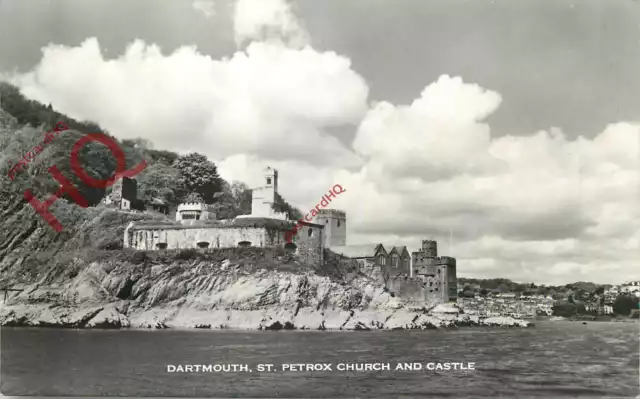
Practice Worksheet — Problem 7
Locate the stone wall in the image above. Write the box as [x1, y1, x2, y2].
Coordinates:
[126, 226, 274, 250]
[124, 222, 325, 266]
[292, 224, 324, 265]
[323, 250, 437, 306]
[386, 276, 429, 304]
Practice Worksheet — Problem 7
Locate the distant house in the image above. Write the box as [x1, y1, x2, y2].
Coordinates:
[385, 245, 411, 276]
[330, 244, 388, 275]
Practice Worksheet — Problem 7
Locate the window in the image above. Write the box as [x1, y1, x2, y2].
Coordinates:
[337, 220, 341, 227]
[404, 258, 409, 269]
[197, 241, 210, 249]
[266, 177, 272, 185]
[392, 254, 398, 267]
[238, 241, 252, 248]
[308, 228, 313, 237]
[156, 243, 168, 250]
[378, 254, 386, 265]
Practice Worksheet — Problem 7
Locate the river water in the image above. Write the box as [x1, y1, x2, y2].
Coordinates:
[1, 321, 638, 398]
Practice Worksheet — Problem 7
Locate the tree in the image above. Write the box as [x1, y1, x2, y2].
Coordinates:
[184, 192, 204, 203]
[613, 295, 639, 316]
[172, 153, 222, 204]
[231, 181, 252, 215]
[135, 162, 181, 206]
[273, 192, 303, 220]
[461, 289, 475, 298]
[552, 301, 577, 317]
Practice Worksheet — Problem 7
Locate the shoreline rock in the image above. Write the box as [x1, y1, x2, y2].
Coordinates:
[0, 303, 531, 330]
[0, 257, 531, 331]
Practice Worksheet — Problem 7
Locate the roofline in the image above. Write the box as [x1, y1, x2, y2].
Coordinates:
[296, 220, 324, 228]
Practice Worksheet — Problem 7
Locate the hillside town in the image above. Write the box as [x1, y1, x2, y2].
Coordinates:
[457, 280, 640, 319]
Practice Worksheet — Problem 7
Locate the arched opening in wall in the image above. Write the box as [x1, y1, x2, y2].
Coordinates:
[197, 241, 210, 249]
[238, 241, 252, 248]
[284, 242, 297, 253]
[308, 228, 313, 238]
[156, 243, 168, 250]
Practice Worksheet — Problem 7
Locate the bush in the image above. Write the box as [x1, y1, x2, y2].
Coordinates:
[131, 251, 150, 265]
[175, 248, 201, 260]
[552, 301, 577, 317]
[613, 295, 639, 316]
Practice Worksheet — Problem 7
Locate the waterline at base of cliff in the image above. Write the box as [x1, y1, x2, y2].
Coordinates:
[0, 261, 530, 330]
[0, 208, 530, 331]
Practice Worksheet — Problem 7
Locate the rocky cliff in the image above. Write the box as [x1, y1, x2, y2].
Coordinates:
[0, 199, 530, 330]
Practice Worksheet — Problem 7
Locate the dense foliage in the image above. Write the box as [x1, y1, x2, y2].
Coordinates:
[612, 295, 639, 316]
[0, 82, 302, 221]
[458, 278, 611, 301]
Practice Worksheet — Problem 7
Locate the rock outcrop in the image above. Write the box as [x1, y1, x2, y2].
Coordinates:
[0, 203, 530, 331]
[0, 255, 531, 330]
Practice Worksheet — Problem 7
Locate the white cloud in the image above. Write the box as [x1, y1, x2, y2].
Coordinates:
[343, 74, 639, 284]
[8, 37, 368, 168]
[192, 0, 216, 18]
[3, 0, 638, 285]
[354, 76, 506, 182]
[233, 0, 309, 48]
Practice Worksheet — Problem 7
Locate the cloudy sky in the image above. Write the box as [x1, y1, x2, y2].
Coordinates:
[0, 0, 638, 285]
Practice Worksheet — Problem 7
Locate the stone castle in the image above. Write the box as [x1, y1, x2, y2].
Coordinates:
[111, 166, 457, 304]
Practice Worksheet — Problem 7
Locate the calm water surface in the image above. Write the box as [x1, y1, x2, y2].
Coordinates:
[1, 321, 638, 398]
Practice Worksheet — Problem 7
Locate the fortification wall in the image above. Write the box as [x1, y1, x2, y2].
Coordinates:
[386, 276, 428, 303]
[125, 224, 324, 266]
[126, 227, 278, 251]
[290, 224, 324, 265]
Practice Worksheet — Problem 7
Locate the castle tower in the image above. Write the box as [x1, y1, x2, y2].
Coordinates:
[422, 240, 437, 258]
[314, 209, 346, 248]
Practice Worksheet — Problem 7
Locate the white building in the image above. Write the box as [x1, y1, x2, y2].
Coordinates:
[238, 166, 288, 220]
[176, 202, 215, 224]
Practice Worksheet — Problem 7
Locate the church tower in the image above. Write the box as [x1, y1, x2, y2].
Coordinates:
[314, 209, 347, 248]
[248, 166, 287, 220]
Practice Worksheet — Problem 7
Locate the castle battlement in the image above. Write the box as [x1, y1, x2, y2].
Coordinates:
[177, 203, 207, 212]
[316, 209, 346, 219]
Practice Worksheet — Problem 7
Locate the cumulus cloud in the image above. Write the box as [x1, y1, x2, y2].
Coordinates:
[354, 76, 507, 182]
[2, 0, 638, 285]
[344, 75, 639, 284]
[7, 37, 368, 167]
[192, 0, 216, 18]
[233, 0, 309, 48]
